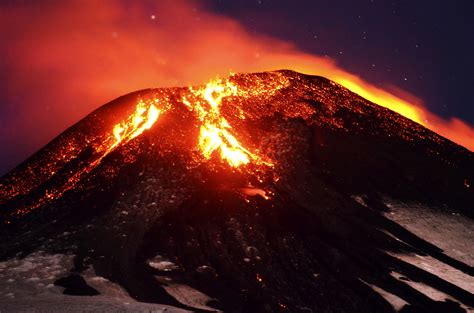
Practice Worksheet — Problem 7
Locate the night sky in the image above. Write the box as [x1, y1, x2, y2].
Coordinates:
[205, 0, 473, 122]
[0, 0, 472, 175]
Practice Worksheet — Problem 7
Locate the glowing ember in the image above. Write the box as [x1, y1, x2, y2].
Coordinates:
[6, 98, 164, 217]
[240, 188, 269, 200]
[2, 0, 473, 153]
[182, 78, 273, 168]
[2, 70, 471, 223]
[91, 98, 164, 170]
[4, 75, 285, 218]
[109, 100, 161, 151]
[334, 78, 425, 125]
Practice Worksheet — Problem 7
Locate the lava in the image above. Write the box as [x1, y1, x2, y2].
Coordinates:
[113, 101, 160, 144]
[104, 76, 276, 170]
[4, 97, 166, 218]
[182, 78, 273, 168]
[1, 0, 472, 167]
[2, 70, 471, 222]
[2, 76, 284, 218]
[59, 99, 165, 196]
[88, 97, 167, 170]
[105, 99, 162, 158]
[333, 77, 425, 125]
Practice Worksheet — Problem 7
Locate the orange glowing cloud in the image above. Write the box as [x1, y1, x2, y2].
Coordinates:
[0, 0, 472, 173]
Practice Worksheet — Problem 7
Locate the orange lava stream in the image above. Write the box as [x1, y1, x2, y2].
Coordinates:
[1, 0, 472, 152]
[182, 78, 273, 168]
[76, 99, 163, 186]
[334, 78, 425, 125]
[98, 99, 162, 161]
[9, 77, 282, 218]
[10, 99, 164, 217]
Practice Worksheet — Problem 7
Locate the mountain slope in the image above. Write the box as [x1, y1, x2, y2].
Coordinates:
[0, 70, 472, 312]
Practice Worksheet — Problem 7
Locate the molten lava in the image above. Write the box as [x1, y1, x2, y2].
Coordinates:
[90, 98, 165, 168]
[6, 98, 165, 216]
[1, 0, 473, 162]
[113, 101, 161, 144]
[182, 78, 273, 168]
[3, 76, 285, 218]
[3, 70, 471, 223]
[333, 78, 425, 125]
[103, 77, 278, 170]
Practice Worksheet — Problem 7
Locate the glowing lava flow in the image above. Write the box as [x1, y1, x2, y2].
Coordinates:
[98, 99, 162, 160]
[9, 99, 164, 218]
[6, 76, 284, 219]
[85, 98, 164, 172]
[182, 78, 272, 168]
[75, 99, 163, 182]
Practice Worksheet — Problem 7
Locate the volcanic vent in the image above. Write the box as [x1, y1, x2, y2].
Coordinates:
[0, 71, 473, 312]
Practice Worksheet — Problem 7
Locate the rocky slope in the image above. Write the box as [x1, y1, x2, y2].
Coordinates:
[0, 70, 472, 312]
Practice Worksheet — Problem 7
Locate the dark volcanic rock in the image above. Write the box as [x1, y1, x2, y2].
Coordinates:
[54, 274, 100, 296]
[0, 70, 472, 312]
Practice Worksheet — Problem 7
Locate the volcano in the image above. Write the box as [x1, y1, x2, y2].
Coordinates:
[0, 70, 472, 312]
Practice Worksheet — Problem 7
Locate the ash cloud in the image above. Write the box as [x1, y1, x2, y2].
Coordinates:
[0, 0, 472, 174]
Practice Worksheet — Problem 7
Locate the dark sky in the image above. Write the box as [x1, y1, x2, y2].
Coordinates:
[204, 0, 474, 122]
[0, 0, 472, 175]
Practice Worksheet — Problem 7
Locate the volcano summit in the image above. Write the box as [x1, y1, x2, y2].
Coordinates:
[0, 71, 473, 312]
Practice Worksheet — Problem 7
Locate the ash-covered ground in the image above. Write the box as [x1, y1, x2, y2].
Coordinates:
[0, 71, 472, 312]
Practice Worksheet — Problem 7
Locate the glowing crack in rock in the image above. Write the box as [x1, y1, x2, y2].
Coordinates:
[182, 78, 275, 168]
[67, 98, 163, 182]
[67, 99, 163, 191]
[113, 101, 160, 144]
[5, 74, 291, 218]
[8, 98, 164, 217]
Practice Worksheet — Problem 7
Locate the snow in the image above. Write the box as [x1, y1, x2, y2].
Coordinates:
[388, 252, 474, 294]
[380, 199, 474, 312]
[391, 271, 472, 312]
[155, 275, 218, 311]
[383, 199, 474, 267]
[360, 278, 408, 311]
[0, 252, 72, 299]
[147, 255, 180, 272]
[0, 251, 189, 312]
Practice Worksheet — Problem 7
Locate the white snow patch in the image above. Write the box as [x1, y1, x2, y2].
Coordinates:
[155, 275, 218, 311]
[382, 199, 474, 267]
[390, 271, 471, 312]
[147, 255, 179, 272]
[0, 252, 72, 299]
[0, 252, 190, 312]
[89, 276, 109, 282]
[388, 252, 474, 294]
[359, 278, 407, 311]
